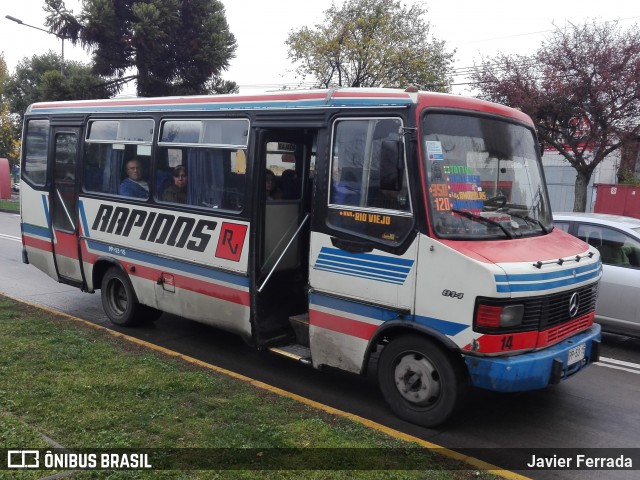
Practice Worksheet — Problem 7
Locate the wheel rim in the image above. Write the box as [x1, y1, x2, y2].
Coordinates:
[393, 351, 441, 406]
[107, 278, 128, 317]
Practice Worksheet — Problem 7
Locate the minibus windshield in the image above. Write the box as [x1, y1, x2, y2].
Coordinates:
[422, 112, 552, 240]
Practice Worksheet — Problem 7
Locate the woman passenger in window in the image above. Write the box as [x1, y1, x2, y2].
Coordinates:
[265, 169, 281, 200]
[162, 165, 188, 203]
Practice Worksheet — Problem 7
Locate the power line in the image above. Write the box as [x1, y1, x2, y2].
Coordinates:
[456, 15, 640, 46]
[447, 15, 640, 82]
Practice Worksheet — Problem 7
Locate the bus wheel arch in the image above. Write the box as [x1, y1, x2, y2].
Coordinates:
[100, 265, 141, 326]
[366, 322, 463, 374]
[376, 331, 467, 428]
[92, 258, 121, 293]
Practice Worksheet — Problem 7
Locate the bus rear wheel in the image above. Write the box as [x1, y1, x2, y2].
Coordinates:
[101, 267, 144, 327]
[378, 335, 463, 427]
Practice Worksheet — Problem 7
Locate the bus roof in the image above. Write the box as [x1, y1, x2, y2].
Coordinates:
[26, 87, 532, 125]
[27, 88, 415, 114]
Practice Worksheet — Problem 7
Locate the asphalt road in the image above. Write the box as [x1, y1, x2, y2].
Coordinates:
[1, 210, 639, 480]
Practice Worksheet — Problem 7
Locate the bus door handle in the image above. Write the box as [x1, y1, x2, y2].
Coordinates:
[330, 237, 374, 254]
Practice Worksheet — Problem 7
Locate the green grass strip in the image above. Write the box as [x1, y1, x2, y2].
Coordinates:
[0, 295, 504, 479]
[0, 199, 19, 212]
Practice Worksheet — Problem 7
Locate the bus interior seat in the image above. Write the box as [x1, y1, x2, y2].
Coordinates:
[84, 166, 102, 192]
[280, 169, 301, 199]
[156, 170, 173, 199]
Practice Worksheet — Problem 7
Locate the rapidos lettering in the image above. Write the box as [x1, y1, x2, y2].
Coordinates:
[91, 204, 217, 252]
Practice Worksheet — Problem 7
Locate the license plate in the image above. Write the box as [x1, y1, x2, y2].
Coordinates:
[568, 343, 586, 365]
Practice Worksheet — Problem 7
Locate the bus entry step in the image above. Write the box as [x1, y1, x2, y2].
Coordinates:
[269, 344, 312, 365]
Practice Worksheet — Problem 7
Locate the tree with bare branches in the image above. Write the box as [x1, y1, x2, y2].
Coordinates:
[472, 21, 640, 212]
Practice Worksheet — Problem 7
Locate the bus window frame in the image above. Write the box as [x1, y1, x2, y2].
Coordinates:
[155, 117, 250, 213]
[323, 115, 416, 250]
[21, 117, 51, 189]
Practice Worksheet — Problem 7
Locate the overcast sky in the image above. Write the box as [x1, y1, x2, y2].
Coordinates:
[2, 0, 640, 96]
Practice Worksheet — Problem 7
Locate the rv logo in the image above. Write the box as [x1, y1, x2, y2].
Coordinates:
[91, 204, 217, 252]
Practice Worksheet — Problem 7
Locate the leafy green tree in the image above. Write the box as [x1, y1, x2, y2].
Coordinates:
[285, 0, 454, 91]
[0, 54, 20, 165]
[45, 0, 238, 97]
[471, 21, 640, 212]
[5, 52, 117, 125]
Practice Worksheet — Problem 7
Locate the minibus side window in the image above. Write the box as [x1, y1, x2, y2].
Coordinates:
[83, 119, 154, 199]
[326, 117, 413, 246]
[23, 119, 50, 187]
[156, 119, 248, 212]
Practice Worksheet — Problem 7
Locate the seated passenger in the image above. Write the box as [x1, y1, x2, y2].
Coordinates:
[119, 159, 149, 199]
[265, 169, 281, 200]
[280, 169, 301, 199]
[162, 166, 188, 204]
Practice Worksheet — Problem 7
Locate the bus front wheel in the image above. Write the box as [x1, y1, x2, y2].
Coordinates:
[378, 335, 463, 428]
[101, 267, 143, 327]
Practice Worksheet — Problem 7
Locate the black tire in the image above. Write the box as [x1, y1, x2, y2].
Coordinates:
[101, 267, 144, 326]
[378, 335, 464, 427]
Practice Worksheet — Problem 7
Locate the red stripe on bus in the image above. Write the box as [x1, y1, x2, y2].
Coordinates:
[23, 236, 53, 253]
[309, 309, 378, 340]
[463, 330, 539, 354]
[52, 232, 79, 259]
[79, 240, 250, 307]
[463, 312, 594, 353]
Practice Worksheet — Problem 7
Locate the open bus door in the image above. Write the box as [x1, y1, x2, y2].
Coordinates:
[252, 128, 316, 348]
[49, 127, 86, 287]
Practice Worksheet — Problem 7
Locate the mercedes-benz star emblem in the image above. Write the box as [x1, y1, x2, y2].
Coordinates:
[569, 292, 580, 318]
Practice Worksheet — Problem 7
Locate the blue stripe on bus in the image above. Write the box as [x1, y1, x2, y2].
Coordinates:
[309, 293, 400, 322]
[310, 293, 468, 336]
[315, 259, 408, 279]
[318, 248, 413, 271]
[495, 263, 601, 293]
[313, 265, 406, 285]
[494, 261, 600, 283]
[78, 201, 91, 237]
[85, 239, 249, 288]
[314, 247, 414, 285]
[22, 222, 52, 240]
[413, 315, 469, 336]
[41, 194, 52, 229]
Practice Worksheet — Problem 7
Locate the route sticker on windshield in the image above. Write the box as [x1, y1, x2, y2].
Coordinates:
[426, 141, 444, 161]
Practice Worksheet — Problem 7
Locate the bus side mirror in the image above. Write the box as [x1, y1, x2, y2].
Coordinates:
[380, 140, 404, 191]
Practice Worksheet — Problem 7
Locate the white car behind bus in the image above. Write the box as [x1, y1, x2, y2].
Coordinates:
[554, 212, 640, 337]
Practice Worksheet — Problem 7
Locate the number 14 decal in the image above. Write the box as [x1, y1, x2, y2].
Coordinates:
[500, 335, 514, 350]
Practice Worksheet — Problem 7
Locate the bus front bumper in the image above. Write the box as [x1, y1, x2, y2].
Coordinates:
[464, 323, 601, 392]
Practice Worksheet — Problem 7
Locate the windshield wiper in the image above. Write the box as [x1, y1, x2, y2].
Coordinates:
[507, 212, 550, 234]
[451, 209, 513, 238]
